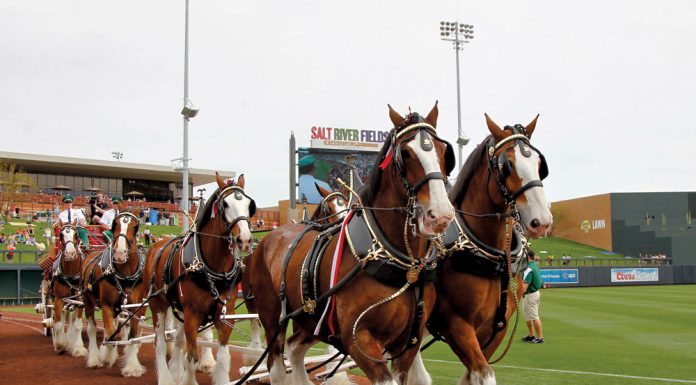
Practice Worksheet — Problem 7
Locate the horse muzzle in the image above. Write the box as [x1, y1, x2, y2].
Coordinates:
[418, 202, 455, 236]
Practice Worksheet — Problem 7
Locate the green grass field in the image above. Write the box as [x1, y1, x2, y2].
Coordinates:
[3, 285, 694, 384]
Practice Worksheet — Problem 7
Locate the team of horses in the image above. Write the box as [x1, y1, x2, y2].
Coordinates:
[42, 103, 552, 385]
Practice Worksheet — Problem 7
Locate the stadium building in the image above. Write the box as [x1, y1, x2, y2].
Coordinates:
[551, 192, 696, 265]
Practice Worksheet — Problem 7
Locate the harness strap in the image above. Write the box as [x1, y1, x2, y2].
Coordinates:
[411, 172, 446, 193]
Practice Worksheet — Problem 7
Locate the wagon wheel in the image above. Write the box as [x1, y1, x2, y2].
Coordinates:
[40, 280, 53, 337]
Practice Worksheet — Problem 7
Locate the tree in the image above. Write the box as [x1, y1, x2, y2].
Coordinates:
[0, 159, 36, 214]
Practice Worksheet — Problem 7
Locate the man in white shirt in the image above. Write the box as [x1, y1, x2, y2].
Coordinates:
[57, 195, 89, 249]
[96, 196, 124, 242]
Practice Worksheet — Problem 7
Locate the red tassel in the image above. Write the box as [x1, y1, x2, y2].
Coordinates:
[379, 147, 393, 170]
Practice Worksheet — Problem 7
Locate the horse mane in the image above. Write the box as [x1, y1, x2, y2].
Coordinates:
[195, 187, 221, 229]
[360, 129, 395, 206]
[449, 137, 490, 205]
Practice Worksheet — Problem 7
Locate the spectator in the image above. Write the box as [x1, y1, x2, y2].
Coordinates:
[96, 196, 124, 242]
[562, 253, 572, 266]
[7, 242, 16, 261]
[144, 227, 151, 245]
[0, 233, 5, 244]
[90, 193, 109, 224]
[521, 249, 545, 344]
[546, 254, 554, 266]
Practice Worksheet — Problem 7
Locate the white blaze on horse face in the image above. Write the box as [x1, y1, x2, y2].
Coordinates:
[332, 196, 348, 220]
[114, 216, 132, 261]
[222, 191, 252, 245]
[406, 130, 454, 235]
[62, 227, 77, 259]
[512, 144, 553, 238]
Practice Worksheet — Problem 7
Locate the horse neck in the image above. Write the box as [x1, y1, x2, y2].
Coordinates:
[371, 179, 429, 259]
[197, 218, 234, 272]
[458, 166, 508, 249]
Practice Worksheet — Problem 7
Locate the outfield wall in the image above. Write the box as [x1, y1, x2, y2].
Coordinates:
[541, 265, 696, 287]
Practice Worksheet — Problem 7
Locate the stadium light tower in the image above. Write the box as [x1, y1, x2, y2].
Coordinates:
[179, 0, 199, 232]
[111, 151, 123, 162]
[439, 21, 474, 171]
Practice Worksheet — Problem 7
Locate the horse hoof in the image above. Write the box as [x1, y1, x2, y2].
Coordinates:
[87, 361, 103, 369]
[122, 364, 146, 377]
[71, 347, 88, 357]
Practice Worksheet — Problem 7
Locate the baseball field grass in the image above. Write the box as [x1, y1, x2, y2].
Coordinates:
[3, 285, 694, 384]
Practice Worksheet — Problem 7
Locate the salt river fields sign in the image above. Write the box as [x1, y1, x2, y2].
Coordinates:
[310, 126, 389, 152]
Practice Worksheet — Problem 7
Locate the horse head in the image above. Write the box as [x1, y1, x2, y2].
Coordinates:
[377, 102, 455, 236]
[313, 183, 348, 223]
[111, 212, 140, 264]
[59, 224, 80, 261]
[214, 172, 255, 254]
[484, 113, 553, 238]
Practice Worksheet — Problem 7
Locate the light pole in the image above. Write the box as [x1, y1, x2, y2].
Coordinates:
[180, 0, 199, 232]
[111, 151, 123, 162]
[439, 21, 474, 171]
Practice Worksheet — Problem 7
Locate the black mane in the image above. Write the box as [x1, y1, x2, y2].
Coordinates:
[360, 129, 396, 206]
[449, 137, 490, 205]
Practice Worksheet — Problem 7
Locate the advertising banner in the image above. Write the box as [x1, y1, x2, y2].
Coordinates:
[540, 269, 579, 284]
[610, 268, 659, 283]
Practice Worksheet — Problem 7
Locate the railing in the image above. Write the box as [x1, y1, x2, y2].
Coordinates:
[0, 250, 46, 264]
[540, 257, 672, 267]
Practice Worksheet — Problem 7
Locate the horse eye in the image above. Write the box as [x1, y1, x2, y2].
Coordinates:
[400, 148, 410, 159]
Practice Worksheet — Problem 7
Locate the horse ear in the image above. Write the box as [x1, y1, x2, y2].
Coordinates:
[315, 183, 331, 198]
[525, 114, 540, 138]
[388, 104, 405, 127]
[215, 172, 225, 189]
[485, 113, 505, 140]
[237, 174, 246, 189]
[425, 100, 439, 128]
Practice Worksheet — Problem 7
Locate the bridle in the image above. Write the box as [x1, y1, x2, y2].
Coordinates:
[487, 124, 548, 206]
[208, 184, 256, 254]
[59, 224, 82, 261]
[315, 191, 348, 223]
[111, 212, 140, 263]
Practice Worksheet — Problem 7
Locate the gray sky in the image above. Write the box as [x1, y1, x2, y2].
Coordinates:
[2, 0, 695, 207]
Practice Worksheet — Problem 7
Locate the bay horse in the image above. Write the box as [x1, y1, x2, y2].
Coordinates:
[81, 211, 146, 377]
[245, 103, 455, 385]
[144, 173, 254, 385]
[424, 114, 553, 385]
[49, 224, 88, 356]
[310, 184, 349, 224]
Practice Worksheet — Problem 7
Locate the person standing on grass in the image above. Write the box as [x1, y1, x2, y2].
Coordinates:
[521, 249, 545, 344]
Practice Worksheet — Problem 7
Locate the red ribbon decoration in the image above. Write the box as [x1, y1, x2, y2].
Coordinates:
[379, 146, 393, 170]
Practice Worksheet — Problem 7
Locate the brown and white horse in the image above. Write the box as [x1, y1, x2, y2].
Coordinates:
[310, 184, 349, 224]
[424, 114, 552, 385]
[144, 173, 254, 385]
[50, 224, 88, 356]
[245, 103, 455, 385]
[81, 211, 146, 377]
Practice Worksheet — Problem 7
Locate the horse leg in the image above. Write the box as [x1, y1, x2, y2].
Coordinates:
[445, 319, 495, 385]
[286, 330, 318, 385]
[258, 313, 289, 385]
[324, 345, 353, 385]
[212, 317, 233, 385]
[165, 308, 175, 358]
[242, 318, 263, 366]
[181, 311, 202, 385]
[52, 297, 67, 353]
[84, 303, 102, 368]
[69, 308, 87, 357]
[98, 306, 119, 368]
[197, 327, 216, 374]
[346, 329, 397, 385]
[400, 350, 431, 385]
[154, 311, 176, 385]
[169, 319, 186, 382]
[121, 312, 146, 377]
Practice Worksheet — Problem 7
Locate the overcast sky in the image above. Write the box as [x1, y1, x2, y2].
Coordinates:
[2, 0, 695, 207]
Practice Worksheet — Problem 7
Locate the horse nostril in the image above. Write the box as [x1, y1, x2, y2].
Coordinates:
[427, 209, 437, 219]
[530, 219, 541, 228]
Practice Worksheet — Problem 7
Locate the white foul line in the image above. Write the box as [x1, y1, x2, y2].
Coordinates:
[423, 358, 696, 384]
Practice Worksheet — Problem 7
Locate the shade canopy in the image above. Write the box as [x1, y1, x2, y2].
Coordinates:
[52, 185, 71, 191]
[84, 186, 103, 192]
[125, 190, 144, 196]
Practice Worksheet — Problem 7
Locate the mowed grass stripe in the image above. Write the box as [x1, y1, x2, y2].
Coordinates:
[3, 285, 695, 384]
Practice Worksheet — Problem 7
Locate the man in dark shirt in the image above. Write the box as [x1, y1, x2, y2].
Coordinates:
[90, 193, 109, 225]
